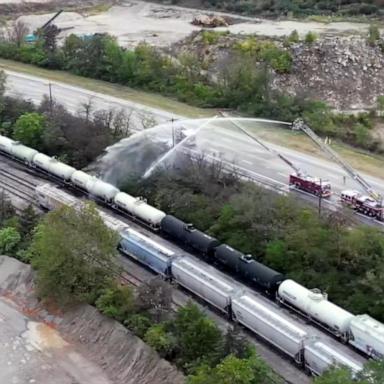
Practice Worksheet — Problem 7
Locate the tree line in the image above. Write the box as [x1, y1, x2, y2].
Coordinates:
[0, 71, 133, 168]
[0, 29, 382, 153]
[169, 0, 384, 17]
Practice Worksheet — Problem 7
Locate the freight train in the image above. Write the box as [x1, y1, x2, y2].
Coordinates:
[1, 135, 384, 361]
[35, 183, 365, 377]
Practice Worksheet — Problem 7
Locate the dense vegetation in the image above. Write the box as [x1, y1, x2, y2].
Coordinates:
[122, 156, 384, 322]
[5, 200, 279, 383]
[165, 0, 384, 18]
[0, 30, 381, 153]
[0, 72, 132, 168]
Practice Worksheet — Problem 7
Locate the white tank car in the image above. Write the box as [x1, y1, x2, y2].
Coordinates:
[278, 280, 354, 338]
[304, 339, 363, 377]
[70, 170, 94, 190]
[232, 292, 308, 362]
[113, 192, 137, 211]
[10, 142, 39, 164]
[36, 183, 128, 233]
[33, 153, 76, 180]
[0, 135, 15, 153]
[85, 176, 119, 202]
[171, 256, 241, 313]
[349, 315, 384, 359]
[117, 196, 166, 227]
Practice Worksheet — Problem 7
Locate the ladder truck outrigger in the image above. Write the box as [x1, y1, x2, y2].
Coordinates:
[292, 118, 384, 221]
[226, 117, 332, 198]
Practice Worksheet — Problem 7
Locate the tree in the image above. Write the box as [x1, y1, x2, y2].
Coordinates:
[96, 283, 136, 322]
[187, 353, 272, 384]
[19, 204, 39, 237]
[8, 20, 29, 47]
[0, 227, 21, 254]
[173, 302, 222, 369]
[13, 112, 45, 148]
[136, 277, 173, 321]
[0, 189, 16, 226]
[144, 324, 176, 358]
[29, 203, 119, 306]
[0, 70, 5, 115]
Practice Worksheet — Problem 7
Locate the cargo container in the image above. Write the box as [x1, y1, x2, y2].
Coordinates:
[278, 280, 354, 339]
[35, 183, 80, 210]
[171, 256, 240, 313]
[349, 315, 384, 359]
[161, 215, 220, 256]
[119, 228, 175, 276]
[232, 292, 308, 362]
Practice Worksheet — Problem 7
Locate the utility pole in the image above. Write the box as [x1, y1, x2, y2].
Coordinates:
[48, 82, 53, 114]
[171, 118, 175, 148]
[318, 178, 322, 217]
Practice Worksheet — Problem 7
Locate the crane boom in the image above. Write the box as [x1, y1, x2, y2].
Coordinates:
[292, 118, 382, 203]
[224, 117, 303, 175]
[41, 10, 63, 30]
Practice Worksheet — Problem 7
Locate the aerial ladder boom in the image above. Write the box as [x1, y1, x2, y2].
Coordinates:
[225, 117, 303, 175]
[292, 118, 382, 203]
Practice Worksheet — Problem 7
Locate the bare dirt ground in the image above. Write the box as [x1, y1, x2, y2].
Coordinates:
[13, 0, 373, 48]
[0, 256, 184, 384]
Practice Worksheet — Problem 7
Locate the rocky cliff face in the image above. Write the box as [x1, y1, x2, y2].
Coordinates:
[0, 256, 185, 384]
[273, 36, 384, 111]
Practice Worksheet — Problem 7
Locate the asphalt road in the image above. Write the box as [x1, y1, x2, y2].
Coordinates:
[4, 71, 384, 226]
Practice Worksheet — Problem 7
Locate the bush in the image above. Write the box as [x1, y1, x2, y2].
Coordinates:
[96, 284, 136, 322]
[288, 29, 299, 43]
[304, 31, 318, 44]
[125, 314, 152, 338]
[368, 24, 381, 46]
[144, 324, 176, 358]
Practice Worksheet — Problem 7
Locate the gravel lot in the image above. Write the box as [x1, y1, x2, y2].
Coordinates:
[14, 0, 371, 48]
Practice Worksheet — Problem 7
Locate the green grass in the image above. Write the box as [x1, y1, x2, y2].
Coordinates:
[0, 59, 214, 119]
[1, 58, 383, 179]
[248, 124, 384, 179]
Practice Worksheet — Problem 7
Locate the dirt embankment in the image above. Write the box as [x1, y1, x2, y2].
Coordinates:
[174, 31, 384, 111]
[0, 256, 184, 384]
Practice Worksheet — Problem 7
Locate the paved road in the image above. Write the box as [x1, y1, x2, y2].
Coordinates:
[4, 70, 179, 129]
[4, 71, 384, 225]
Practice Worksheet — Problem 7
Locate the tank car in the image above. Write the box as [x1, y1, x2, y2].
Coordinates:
[123, 198, 165, 229]
[160, 215, 220, 256]
[349, 314, 384, 359]
[171, 256, 240, 314]
[70, 170, 94, 190]
[238, 256, 285, 293]
[0, 135, 15, 154]
[214, 244, 284, 293]
[231, 291, 308, 363]
[85, 176, 119, 202]
[33, 153, 76, 181]
[303, 339, 363, 377]
[119, 228, 176, 277]
[277, 280, 355, 340]
[10, 142, 39, 164]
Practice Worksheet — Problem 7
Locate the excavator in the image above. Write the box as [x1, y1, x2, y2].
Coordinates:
[24, 10, 64, 44]
[292, 118, 384, 221]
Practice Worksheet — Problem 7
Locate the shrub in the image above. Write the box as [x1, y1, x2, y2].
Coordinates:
[305, 31, 318, 44]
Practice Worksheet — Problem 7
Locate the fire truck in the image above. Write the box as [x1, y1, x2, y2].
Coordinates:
[293, 119, 384, 221]
[224, 117, 332, 198]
